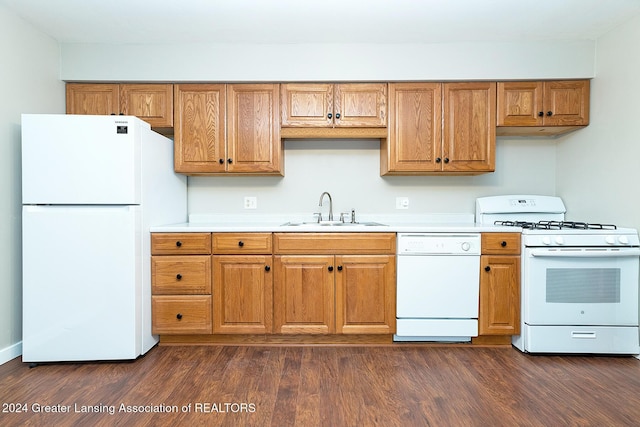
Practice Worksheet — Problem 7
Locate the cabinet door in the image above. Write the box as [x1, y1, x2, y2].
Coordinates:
[443, 82, 496, 173]
[479, 255, 520, 335]
[281, 83, 333, 127]
[66, 83, 120, 116]
[273, 255, 334, 334]
[227, 84, 283, 175]
[120, 84, 173, 128]
[497, 81, 543, 126]
[334, 83, 387, 127]
[335, 255, 396, 334]
[213, 255, 273, 334]
[542, 80, 590, 126]
[173, 84, 226, 174]
[382, 82, 442, 174]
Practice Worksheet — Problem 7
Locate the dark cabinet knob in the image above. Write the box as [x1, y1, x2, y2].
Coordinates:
[238, 241, 244, 247]
[335, 113, 341, 119]
[176, 241, 182, 247]
[501, 241, 507, 247]
[228, 158, 233, 164]
[328, 266, 334, 272]
[176, 313, 183, 320]
[327, 113, 333, 119]
[337, 265, 343, 271]
[538, 111, 544, 117]
[219, 159, 224, 164]
[485, 266, 491, 272]
[436, 157, 442, 163]
[265, 265, 271, 272]
[546, 111, 553, 116]
[444, 158, 450, 164]
[176, 274, 182, 280]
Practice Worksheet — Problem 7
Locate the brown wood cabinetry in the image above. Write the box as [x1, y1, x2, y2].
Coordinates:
[280, 83, 388, 139]
[478, 233, 520, 337]
[174, 84, 282, 175]
[151, 233, 213, 334]
[497, 80, 590, 136]
[381, 82, 495, 175]
[273, 233, 396, 335]
[212, 233, 273, 334]
[66, 83, 174, 129]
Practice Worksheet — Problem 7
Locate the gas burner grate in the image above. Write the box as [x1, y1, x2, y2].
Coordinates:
[494, 220, 617, 230]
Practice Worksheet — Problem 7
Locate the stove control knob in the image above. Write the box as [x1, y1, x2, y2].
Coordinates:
[554, 237, 565, 245]
[461, 242, 471, 251]
[619, 236, 630, 245]
[542, 237, 552, 245]
[605, 236, 616, 245]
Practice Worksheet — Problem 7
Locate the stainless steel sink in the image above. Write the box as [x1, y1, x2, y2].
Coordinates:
[281, 221, 387, 227]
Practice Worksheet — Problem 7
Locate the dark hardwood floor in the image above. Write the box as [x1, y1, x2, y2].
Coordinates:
[1, 344, 640, 426]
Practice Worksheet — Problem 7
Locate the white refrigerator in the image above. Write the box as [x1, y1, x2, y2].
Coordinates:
[21, 114, 187, 363]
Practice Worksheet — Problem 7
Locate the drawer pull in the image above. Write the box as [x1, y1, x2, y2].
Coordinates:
[176, 241, 182, 247]
[176, 274, 182, 280]
[176, 313, 183, 320]
[265, 265, 271, 272]
[238, 240, 244, 247]
[501, 241, 507, 247]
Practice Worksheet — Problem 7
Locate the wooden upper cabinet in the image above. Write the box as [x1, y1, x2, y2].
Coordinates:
[227, 84, 282, 174]
[281, 83, 387, 128]
[443, 82, 496, 173]
[497, 80, 589, 135]
[382, 82, 442, 174]
[66, 84, 120, 116]
[66, 83, 173, 128]
[119, 84, 173, 128]
[173, 84, 226, 174]
[174, 84, 282, 175]
[382, 82, 495, 175]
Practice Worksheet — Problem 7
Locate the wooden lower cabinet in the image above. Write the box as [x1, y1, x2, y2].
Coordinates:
[152, 296, 212, 334]
[477, 233, 521, 337]
[272, 233, 396, 335]
[212, 255, 273, 334]
[335, 255, 396, 334]
[273, 255, 335, 334]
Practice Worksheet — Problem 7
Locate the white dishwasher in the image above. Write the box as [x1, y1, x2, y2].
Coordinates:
[394, 233, 481, 342]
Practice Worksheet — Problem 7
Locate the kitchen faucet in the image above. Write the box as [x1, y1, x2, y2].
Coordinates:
[318, 191, 333, 221]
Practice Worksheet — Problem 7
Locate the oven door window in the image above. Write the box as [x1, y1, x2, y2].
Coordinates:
[525, 249, 639, 325]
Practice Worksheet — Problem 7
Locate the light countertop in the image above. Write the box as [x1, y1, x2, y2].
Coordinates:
[150, 213, 521, 233]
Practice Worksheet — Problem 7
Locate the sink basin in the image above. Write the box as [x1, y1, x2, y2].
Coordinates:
[281, 221, 387, 227]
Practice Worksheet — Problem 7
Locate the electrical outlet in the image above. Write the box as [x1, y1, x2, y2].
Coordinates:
[244, 196, 257, 209]
[396, 197, 409, 209]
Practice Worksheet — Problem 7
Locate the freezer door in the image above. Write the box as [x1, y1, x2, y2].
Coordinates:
[21, 114, 143, 205]
[22, 205, 145, 362]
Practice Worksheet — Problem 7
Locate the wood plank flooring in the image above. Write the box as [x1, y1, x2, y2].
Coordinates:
[1, 345, 640, 426]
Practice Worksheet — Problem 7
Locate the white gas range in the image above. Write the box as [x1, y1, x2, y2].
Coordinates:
[476, 195, 640, 355]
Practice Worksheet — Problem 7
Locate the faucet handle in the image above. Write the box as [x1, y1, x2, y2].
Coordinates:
[313, 212, 322, 223]
[339, 212, 350, 223]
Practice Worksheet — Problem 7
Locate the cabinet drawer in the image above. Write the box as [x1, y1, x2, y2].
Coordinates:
[152, 295, 212, 334]
[151, 233, 211, 255]
[274, 233, 396, 254]
[482, 233, 521, 255]
[151, 256, 211, 294]
[212, 233, 272, 254]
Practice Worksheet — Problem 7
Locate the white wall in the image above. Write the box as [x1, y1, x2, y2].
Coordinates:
[188, 138, 557, 217]
[0, 5, 64, 364]
[556, 14, 640, 230]
[60, 41, 595, 82]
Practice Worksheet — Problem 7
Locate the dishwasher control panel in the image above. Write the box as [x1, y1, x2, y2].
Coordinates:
[397, 233, 481, 255]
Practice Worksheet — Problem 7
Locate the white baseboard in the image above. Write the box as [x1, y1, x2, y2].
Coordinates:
[0, 341, 22, 365]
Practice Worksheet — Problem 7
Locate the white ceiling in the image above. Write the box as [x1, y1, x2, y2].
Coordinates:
[2, 0, 640, 44]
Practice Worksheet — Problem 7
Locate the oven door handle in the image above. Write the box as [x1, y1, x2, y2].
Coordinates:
[530, 249, 640, 258]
